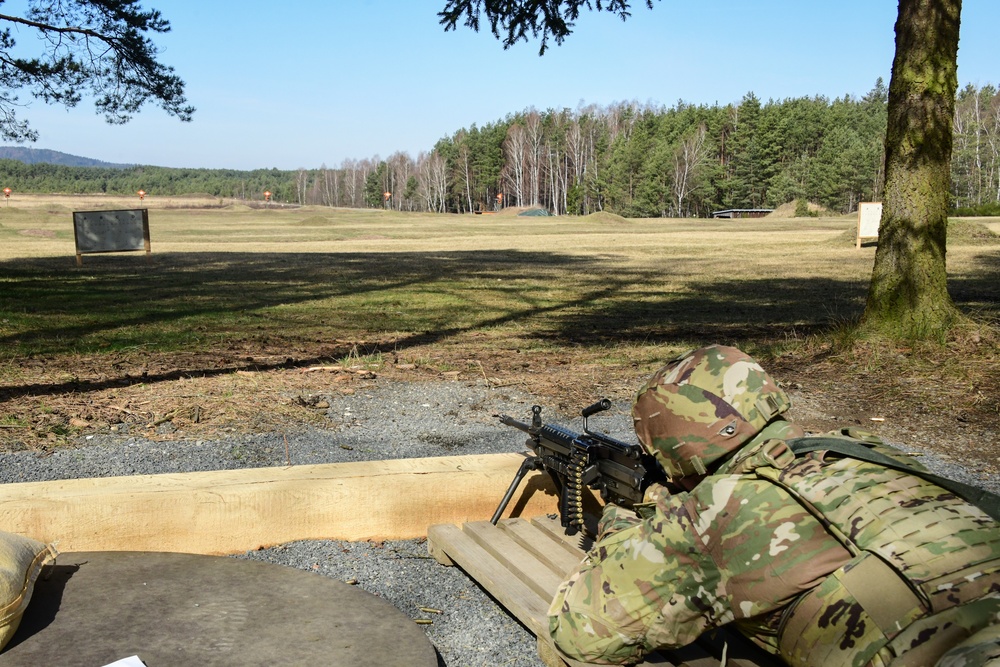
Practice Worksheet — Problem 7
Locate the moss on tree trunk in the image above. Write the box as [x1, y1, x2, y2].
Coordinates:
[862, 0, 962, 340]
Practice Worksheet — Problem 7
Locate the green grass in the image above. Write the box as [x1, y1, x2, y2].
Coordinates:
[1, 198, 999, 454]
[1, 201, 998, 373]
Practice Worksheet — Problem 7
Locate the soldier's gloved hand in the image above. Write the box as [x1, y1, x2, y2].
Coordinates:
[596, 483, 673, 540]
[596, 502, 640, 540]
[642, 482, 671, 505]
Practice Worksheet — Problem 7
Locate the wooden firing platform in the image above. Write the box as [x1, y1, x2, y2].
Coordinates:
[428, 515, 779, 667]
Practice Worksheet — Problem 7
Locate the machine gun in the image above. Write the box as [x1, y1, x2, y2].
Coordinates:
[491, 399, 667, 535]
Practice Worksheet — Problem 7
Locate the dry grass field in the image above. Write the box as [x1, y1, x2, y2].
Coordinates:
[1, 194, 998, 481]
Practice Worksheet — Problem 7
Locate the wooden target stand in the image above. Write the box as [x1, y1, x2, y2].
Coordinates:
[856, 202, 882, 249]
[72, 209, 151, 266]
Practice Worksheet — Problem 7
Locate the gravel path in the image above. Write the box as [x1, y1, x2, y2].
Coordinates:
[1, 378, 995, 666]
[0, 380, 575, 667]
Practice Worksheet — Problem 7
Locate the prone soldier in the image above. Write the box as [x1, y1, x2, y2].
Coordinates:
[548, 344, 1000, 666]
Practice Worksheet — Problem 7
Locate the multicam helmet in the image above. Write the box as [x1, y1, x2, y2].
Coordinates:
[632, 345, 791, 480]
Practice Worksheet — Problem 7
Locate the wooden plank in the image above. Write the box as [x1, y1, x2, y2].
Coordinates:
[0, 453, 558, 554]
[498, 518, 585, 576]
[426, 522, 552, 637]
[462, 521, 566, 600]
[530, 514, 595, 553]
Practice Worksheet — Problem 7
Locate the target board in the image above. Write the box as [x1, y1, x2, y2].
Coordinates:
[857, 202, 882, 248]
[73, 209, 150, 265]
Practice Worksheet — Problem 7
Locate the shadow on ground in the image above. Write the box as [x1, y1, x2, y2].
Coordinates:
[2, 248, 998, 399]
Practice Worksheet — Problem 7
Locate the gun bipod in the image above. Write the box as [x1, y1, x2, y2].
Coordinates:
[490, 455, 543, 525]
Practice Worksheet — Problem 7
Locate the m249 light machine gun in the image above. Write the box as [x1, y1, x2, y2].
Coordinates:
[491, 399, 667, 535]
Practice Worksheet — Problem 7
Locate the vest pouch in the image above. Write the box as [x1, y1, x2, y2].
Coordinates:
[886, 594, 1000, 667]
[778, 552, 925, 667]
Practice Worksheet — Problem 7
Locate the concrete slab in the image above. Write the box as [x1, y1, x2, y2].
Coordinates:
[0, 551, 439, 666]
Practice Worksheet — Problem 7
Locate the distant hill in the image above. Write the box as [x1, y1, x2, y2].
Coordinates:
[0, 146, 130, 168]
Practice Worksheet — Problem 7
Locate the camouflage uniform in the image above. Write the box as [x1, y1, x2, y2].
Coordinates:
[548, 346, 1000, 666]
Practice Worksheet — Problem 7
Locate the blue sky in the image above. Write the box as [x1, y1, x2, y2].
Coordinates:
[7, 1, 998, 170]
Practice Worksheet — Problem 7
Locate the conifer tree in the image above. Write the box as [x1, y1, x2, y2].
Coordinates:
[0, 0, 193, 142]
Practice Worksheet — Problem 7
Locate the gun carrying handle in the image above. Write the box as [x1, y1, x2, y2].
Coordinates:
[581, 398, 611, 418]
[490, 456, 541, 525]
[581, 398, 612, 435]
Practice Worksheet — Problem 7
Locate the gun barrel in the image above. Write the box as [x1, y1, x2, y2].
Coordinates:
[497, 414, 532, 434]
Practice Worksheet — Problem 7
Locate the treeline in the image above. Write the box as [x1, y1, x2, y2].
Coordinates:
[0, 163, 298, 202]
[2, 81, 998, 217]
[952, 83, 1000, 215]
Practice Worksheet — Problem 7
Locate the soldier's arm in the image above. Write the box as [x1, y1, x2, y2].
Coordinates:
[548, 497, 722, 664]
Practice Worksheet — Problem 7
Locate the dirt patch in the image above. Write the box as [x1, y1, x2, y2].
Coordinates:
[770, 333, 1000, 486]
[493, 207, 535, 217]
[2, 333, 997, 488]
[767, 201, 832, 218]
[18, 229, 56, 238]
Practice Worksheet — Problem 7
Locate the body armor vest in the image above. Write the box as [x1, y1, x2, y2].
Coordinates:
[739, 434, 1000, 667]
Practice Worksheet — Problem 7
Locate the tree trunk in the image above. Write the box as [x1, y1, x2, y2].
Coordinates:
[862, 0, 962, 339]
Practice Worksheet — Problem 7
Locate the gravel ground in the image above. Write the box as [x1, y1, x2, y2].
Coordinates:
[0, 380, 581, 667]
[1, 378, 995, 666]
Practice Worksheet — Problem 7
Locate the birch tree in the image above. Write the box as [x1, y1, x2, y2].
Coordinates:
[672, 124, 709, 216]
[503, 123, 527, 205]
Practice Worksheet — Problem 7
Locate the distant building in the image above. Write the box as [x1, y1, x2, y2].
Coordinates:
[710, 208, 773, 219]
